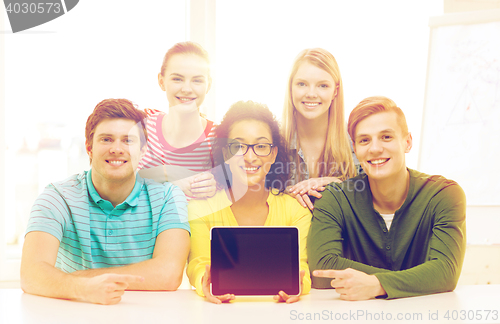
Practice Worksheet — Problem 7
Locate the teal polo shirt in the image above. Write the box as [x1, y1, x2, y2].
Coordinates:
[27, 170, 189, 272]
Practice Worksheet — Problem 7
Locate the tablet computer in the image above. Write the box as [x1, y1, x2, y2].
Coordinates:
[210, 226, 300, 296]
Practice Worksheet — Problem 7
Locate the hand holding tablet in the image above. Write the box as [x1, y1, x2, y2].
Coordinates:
[203, 266, 303, 305]
[202, 265, 235, 304]
[273, 269, 305, 304]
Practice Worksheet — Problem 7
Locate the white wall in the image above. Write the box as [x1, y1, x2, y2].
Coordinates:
[215, 0, 443, 170]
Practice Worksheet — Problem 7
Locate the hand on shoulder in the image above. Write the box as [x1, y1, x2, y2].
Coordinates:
[287, 177, 341, 209]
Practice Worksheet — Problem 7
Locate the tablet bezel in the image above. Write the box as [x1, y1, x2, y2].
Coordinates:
[210, 226, 300, 296]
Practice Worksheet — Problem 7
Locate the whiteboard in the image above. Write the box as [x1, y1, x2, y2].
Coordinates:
[419, 9, 500, 206]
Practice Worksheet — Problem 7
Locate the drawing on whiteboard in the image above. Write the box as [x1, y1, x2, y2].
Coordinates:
[447, 84, 484, 125]
[445, 35, 500, 126]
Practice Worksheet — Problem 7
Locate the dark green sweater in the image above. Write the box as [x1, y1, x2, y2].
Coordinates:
[307, 169, 466, 299]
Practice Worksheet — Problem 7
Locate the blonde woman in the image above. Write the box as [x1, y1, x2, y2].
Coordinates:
[282, 48, 359, 209]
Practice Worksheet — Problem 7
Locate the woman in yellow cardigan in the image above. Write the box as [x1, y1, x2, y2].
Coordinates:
[187, 100, 311, 304]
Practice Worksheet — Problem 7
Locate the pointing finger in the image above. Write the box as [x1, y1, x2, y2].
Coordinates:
[312, 270, 339, 278]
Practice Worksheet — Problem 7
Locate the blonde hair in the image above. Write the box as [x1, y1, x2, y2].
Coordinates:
[282, 48, 356, 181]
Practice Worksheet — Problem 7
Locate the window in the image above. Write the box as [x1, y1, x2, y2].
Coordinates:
[0, 0, 187, 280]
[214, 0, 441, 171]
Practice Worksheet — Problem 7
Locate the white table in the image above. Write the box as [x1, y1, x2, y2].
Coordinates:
[1, 285, 499, 324]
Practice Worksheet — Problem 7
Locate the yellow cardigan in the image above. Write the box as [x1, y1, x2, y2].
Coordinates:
[187, 189, 312, 297]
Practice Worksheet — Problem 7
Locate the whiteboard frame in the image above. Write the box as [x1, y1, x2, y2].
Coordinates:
[428, 8, 500, 27]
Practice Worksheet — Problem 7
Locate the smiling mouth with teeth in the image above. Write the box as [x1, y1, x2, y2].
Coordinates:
[368, 158, 389, 165]
[303, 102, 320, 107]
[107, 160, 126, 165]
[242, 166, 259, 172]
[177, 97, 196, 102]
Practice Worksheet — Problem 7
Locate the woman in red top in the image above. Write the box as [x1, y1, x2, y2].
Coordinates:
[138, 41, 216, 198]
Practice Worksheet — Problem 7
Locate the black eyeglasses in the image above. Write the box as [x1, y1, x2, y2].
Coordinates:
[227, 142, 274, 156]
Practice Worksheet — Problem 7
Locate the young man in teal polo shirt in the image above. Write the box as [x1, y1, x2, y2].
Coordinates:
[21, 99, 190, 305]
[308, 96, 466, 300]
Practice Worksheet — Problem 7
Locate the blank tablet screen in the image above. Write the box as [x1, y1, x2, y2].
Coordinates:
[210, 227, 300, 296]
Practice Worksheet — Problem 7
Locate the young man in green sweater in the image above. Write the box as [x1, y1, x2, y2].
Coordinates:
[308, 96, 466, 300]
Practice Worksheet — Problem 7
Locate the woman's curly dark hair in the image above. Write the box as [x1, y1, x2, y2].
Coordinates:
[212, 100, 289, 194]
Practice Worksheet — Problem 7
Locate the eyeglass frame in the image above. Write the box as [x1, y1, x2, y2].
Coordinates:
[227, 142, 274, 157]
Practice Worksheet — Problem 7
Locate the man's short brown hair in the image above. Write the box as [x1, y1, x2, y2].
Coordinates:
[85, 99, 148, 161]
[348, 96, 408, 141]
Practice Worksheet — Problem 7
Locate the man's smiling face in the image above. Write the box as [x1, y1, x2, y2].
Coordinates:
[86, 118, 145, 185]
[354, 111, 412, 181]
